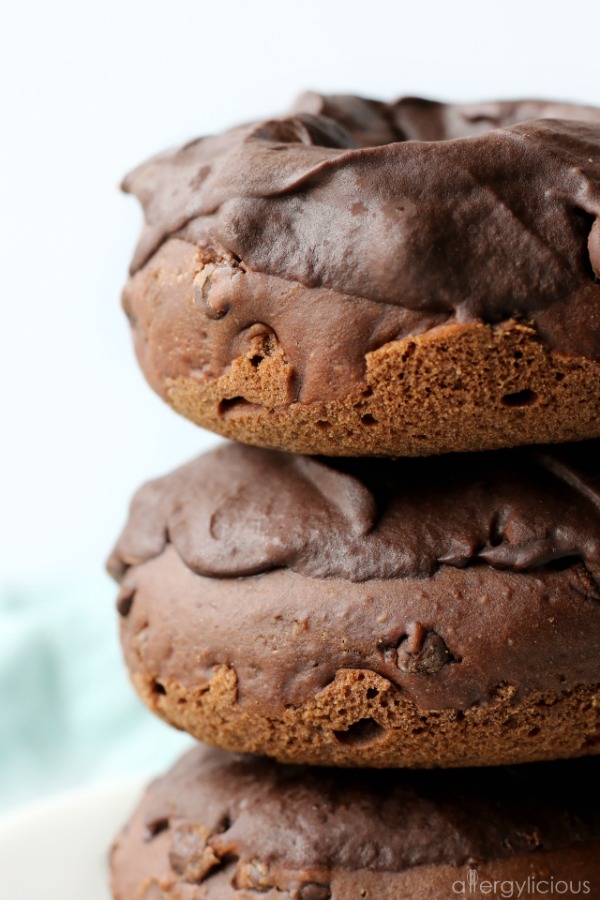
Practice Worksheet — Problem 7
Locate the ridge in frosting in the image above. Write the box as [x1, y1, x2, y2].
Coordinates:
[109, 441, 600, 585]
[136, 746, 600, 882]
[123, 93, 600, 362]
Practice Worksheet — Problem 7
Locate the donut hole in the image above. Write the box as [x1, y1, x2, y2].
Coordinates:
[333, 717, 385, 747]
[501, 389, 537, 408]
[151, 679, 167, 696]
[361, 413, 378, 426]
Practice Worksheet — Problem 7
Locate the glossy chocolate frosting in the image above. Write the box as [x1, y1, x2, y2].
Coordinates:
[110, 442, 600, 714]
[128, 745, 600, 886]
[109, 441, 600, 584]
[123, 93, 600, 366]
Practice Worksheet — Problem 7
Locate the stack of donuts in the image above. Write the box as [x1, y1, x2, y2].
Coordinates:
[109, 94, 600, 898]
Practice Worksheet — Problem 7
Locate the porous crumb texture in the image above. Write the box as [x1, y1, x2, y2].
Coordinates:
[128, 665, 600, 769]
[165, 323, 600, 456]
[122, 96, 600, 457]
[123, 217, 600, 457]
[167, 310, 600, 458]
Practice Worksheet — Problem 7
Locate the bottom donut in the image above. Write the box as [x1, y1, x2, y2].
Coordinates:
[110, 744, 600, 900]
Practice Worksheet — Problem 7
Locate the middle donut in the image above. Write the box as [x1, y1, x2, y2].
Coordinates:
[108, 441, 600, 768]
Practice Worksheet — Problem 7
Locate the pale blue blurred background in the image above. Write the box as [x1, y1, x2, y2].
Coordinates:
[2, 0, 600, 813]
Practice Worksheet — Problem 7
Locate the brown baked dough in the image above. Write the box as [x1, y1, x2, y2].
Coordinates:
[121, 95, 600, 456]
[109, 442, 600, 768]
[110, 744, 600, 899]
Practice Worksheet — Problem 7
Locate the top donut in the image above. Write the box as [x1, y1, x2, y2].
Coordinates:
[122, 94, 600, 456]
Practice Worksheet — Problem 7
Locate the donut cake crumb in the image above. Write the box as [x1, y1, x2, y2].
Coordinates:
[121, 94, 600, 456]
[109, 441, 600, 768]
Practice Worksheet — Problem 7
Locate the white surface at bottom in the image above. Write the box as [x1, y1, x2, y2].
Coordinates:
[0, 778, 146, 900]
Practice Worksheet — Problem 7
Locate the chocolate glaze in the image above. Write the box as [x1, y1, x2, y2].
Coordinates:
[110, 443, 600, 712]
[134, 745, 600, 884]
[123, 237, 448, 404]
[123, 94, 600, 398]
[109, 441, 600, 583]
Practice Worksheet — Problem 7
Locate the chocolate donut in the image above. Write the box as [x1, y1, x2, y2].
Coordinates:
[110, 744, 600, 899]
[108, 441, 600, 768]
[121, 94, 600, 457]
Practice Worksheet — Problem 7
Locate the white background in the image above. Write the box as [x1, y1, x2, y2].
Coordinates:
[2, 0, 600, 585]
